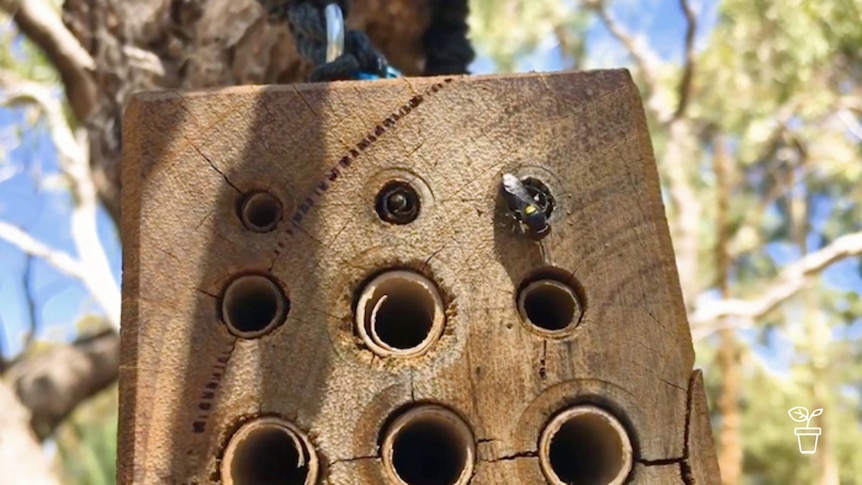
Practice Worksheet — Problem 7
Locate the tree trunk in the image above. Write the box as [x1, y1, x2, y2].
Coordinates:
[713, 134, 742, 484]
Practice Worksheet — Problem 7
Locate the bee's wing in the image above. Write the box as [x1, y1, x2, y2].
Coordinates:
[501, 173, 535, 206]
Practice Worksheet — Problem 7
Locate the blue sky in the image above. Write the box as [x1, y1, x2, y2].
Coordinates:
[0, 104, 122, 354]
[1, 0, 859, 365]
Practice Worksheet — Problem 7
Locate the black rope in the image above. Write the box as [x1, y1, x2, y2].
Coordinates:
[258, 0, 388, 81]
[423, 0, 474, 76]
[258, 0, 474, 81]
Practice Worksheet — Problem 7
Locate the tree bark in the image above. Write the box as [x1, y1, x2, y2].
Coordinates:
[6, 330, 120, 440]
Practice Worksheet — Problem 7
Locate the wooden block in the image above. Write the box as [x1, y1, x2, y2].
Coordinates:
[119, 70, 720, 484]
[631, 464, 686, 483]
[686, 370, 723, 483]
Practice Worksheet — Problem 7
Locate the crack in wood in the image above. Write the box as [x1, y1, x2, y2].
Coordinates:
[639, 457, 685, 466]
[679, 370, 697, 485]
[182, 134, 241, 194]
[482, 450, 537, 463]
[329, 455, 378, 466]
[196, 288, 217, 299]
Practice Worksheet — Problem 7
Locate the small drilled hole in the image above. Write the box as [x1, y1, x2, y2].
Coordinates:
[539, 406, 633, 485]
[376, 181, 420, 224]
[239, 191, 282, 232]
[355, 270, 445, 357]
[382, 406, 475, 485]
[221, 274, 288, 338]
[518, 279, 580, 334]
[222, 418, 317, 485]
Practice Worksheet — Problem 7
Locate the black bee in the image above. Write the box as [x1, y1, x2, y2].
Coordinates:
[501, 173, 551, 240]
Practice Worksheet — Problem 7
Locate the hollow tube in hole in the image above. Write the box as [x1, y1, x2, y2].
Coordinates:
[381, 405, 475, 485]
[517, 279, 580, 336]
[239, 191, 282, 232]
[221, 274, 288, 338]
[221, 417, 318, 485]
[538, 405, 633, 485]
[355, 270, 445, 357]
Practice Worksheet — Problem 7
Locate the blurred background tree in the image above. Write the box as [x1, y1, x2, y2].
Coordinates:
[1, 0, 860, 483]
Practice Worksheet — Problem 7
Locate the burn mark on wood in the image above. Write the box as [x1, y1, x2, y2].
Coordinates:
[191, 342, 235, 433]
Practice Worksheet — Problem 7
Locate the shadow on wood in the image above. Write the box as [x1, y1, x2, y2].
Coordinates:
[120, 70, 721, 484]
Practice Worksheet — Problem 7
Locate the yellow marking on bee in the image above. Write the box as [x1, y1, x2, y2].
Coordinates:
[524, 205, 538, 215]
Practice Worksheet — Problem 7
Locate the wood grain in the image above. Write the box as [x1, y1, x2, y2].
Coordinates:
[119, 70, 719, 484]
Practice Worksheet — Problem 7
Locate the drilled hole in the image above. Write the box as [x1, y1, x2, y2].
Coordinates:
[382, 405, 474, 485]
[375, 295, 432, 349]
[539, 406, 633, 485]
[221, 274, 288, 338]
[518, 279, 580, 334]
[221, 418, 318, 485]
[355, 270, 445, 357]
[239, 191, 283, 232]
[521, 176, 555, 219]
[376, 181, 420, 224]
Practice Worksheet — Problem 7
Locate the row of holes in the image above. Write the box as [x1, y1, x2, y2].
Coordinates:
[221, 404, 633, 485]
[238, 176, 556, 231]
[237, 181, 423, 234]
[220, 268, 583, 354]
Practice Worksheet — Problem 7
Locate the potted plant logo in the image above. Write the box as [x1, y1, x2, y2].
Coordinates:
[787, 406, 823, 454]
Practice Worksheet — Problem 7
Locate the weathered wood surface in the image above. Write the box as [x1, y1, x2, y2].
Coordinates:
[119, 69, 720, 483]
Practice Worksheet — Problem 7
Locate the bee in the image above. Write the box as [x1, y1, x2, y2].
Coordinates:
[501, 173, 552, 241]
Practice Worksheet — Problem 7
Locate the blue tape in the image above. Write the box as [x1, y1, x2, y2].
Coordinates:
[355, 65, 402, 81]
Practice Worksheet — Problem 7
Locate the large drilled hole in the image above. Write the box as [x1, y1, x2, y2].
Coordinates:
[382, 405, 475, 485]
[221, 417, 318, 485]
[517, 279, 580, 334]
[539, 406, 633, 485]
[376, 180, 421, 224]
[238, 191, 283, 232]
[355, 270, 445, 357]
[221, 274, 289, 338]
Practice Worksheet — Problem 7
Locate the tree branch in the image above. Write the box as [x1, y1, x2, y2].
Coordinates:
[584, 0, 672, 119]
[0, 221, 120, 331]
[837, 109, 862, 141]
[5, 328, 119, 439]
[0, 222, 86, 278]
[690, 230, 862, 339]
[0, 71, 120, 328]
[585, 0, 660, 90]
[672, 0, 697, 120]
[21, 254, 37, 350]
[0, 0, 97, 121]
[664, 120, 702, 305]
